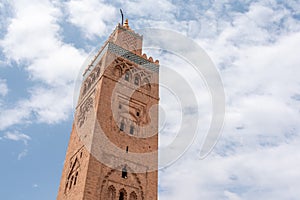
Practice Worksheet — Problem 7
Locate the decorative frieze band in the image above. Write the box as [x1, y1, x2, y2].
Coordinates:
[84, 42, 159, 79]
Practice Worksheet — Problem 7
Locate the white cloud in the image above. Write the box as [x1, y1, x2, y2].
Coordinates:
[160, 140, 300, 200]
[64, 0, 178, 37]
[158, 1, 300, 200]
[0, 79, 8, 97]
[0, 0, 11, 32]
[1, 0, 87, 85]
[2, 131, 30, 160]
[26, 44, 86, 86]
[65, 0, 117, 39]
[0, 0, 87, 130]
[189, 0, 300, 152]
[221, 31, 300, 144]
[18, 148, 28, 160]
[121, 0, 176, 20]
[0, 105, 31, 131]
[1, 0, 61, 61]
[0, 0, 300, 199]
[224, 191, 242, 200]
[4, 131, 30, 142]
[26, 85, 75, 124]
[0, 84, 75, 130]
[4, 131, 31, 145]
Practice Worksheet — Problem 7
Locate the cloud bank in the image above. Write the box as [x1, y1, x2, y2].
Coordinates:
[0, 0, 300, 199]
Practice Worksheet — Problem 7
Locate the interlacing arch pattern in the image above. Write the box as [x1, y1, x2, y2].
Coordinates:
[81, 57, 152, 101]
[77, 97, 93, 127]
[82, 65, 101, 97]
[118, 188, 127, 200]
[129, 191, 138, 200]
[64, 157, 80, 193]
[99, 166, 144, 200]
[107, 185, 116, 200]
[112, 58, 152, 91]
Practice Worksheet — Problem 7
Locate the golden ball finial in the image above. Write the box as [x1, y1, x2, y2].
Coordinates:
[124, 19, 129, 29]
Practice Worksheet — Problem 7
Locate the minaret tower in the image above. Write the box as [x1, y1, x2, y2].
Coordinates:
[57, 19, 159, 200]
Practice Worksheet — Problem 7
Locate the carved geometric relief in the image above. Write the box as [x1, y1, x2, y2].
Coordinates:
[99, 167, 144, 200]
[77, 97, 94, 127]
[81, 65, 101, 98]
[65, 156, 81, 193]
[107, 185, 116, 200]
[111, 58, 152, 91]
[112, 95, 150, 137]
[129, 191, 138, 200]
[113, 65, 122, 77]
[124, 34, 137, 50]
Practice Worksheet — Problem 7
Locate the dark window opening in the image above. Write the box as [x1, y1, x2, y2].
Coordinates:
[69, 176, 73, 189]
[80, 152, 83, 158]
[125, 71, 130, 81]
[65, 181, 69, 192]
[136, 112, 140, 116]
[126, 146, 129, 153]
[147, 83, 151, 90]
[134, 77, 139, 85]
[108, 186, 116, 199]
[119, 104, 122, 109]
[74, 172, 78, 185]
[120, 122, 125, 131]
[129, 126, 134, 135]
[119, 192, 125, 200]
[122, 167, 127, 179]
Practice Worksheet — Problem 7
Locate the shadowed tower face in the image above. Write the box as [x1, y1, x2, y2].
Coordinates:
[57, 20, 159, 200]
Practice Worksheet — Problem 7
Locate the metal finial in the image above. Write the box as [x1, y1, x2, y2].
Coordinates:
[120, 9, 124, 26]
[124, 19, 129, 28]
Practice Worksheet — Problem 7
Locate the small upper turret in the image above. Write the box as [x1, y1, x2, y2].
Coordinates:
[108, 19, 143, 55]
[123, 19, 130, 29]
[108, 19, 159, 65]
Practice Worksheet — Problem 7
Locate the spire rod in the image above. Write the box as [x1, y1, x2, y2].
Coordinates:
[120, 9, 124, 26]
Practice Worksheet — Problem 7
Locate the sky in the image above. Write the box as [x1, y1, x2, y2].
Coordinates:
[1, 0, 300, 199]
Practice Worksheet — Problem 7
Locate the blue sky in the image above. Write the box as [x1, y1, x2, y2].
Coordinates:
[1, 0, 300, 199]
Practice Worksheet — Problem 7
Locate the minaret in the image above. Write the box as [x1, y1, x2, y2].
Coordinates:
[57, 19, 159, 200]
